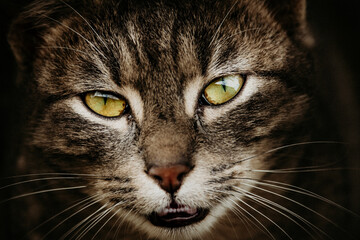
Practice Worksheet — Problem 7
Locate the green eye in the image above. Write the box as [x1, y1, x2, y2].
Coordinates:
[203, 75, 245, 105]
[84, 91, 127, 117]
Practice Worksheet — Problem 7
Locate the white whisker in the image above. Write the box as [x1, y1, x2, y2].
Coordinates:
[249, 167, 354, 174]
[107, 207, 127, 239]
[239, 181, 342, 229]
[235, 180, 358, 238]
[113, 203, 139, 239]
[0, 176, 80, 190]
[59, 0, 109, 51]
[92, 201, 124, 240]
[43, 15, 107, 60]
[235, 196, 293, 239]
[235, 141, 344, 164]
[42, 196, 104, 240]
[241, 178, 360, 218]
[227, 197, 276, 240]
[3, 172, 103, 179]
[26, 194, 100, 238]
[211, 189, 266, 239]
[75, 205, 114, 240]
[209, 1, 238, 47]
[59, 201, 108, 240]
[246, 161, 340, 173]
[235, 186, 328, 239]
[1, 186, 86, 204]
[221, 197, 254, 239]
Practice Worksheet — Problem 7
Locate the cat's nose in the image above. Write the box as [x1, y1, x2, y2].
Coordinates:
[148, 165, 191, 194]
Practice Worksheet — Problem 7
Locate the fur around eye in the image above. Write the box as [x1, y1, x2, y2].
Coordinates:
[84, 91, 127, 117]
[202, 75, 245, 105]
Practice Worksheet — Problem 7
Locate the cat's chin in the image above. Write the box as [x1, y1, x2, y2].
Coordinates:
[148, 201, 209, 228]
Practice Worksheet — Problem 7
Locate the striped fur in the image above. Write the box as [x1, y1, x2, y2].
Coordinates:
[6, 0, 357, 239]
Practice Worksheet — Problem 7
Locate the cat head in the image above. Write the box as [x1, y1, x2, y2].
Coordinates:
[9, 0, 315, 238]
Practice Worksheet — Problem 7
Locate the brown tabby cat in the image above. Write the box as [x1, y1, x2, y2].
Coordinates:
[2, 0, 359, 239]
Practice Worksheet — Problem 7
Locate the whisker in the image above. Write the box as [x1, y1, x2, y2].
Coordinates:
[59, 0, 109, 51]
[43, 196, 104, 240]
[43, 15, 107, 60]
[209, 1, 238, 47]
[247, 161, 340, 173]
[113, 203, 138, 239]
[217, 196, 254, 239]
[0, 186, 86, 204]
[3, 172, 104, 179]
[249, 167, 356, 174]
[236, 196, 293, 239]
[234, 186, 329, 240]
[240, 178, 360, 218]
[58, 200, 107, 240]
[210, 190, 263, 239]
[223, 203, 240, 240]
[235, 180, 357, 239]
[239, 181, 343, 228]
[75, 205, 114, 240]
[235, 141, 344, 164]
[0, 176, 81, 190]
[209, 187, 275, 240]
[91, 202, 124, 240]
[107, 208, 126, 239]
[26, 194, 101, 238]
[227, 197, 276, 240]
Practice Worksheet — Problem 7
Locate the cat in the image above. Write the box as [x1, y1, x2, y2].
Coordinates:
[2, 0, 359, 239]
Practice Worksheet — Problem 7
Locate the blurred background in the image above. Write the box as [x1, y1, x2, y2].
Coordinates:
[0, 0, 359, 238]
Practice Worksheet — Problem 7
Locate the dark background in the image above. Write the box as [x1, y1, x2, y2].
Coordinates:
[0, 0, 359, 238]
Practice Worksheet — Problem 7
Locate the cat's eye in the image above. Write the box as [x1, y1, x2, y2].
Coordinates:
[84, 91, 127, 117]
[202, 75, 245, 105]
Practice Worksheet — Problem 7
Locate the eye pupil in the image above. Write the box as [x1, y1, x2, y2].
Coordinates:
[221, 79, 227, 92]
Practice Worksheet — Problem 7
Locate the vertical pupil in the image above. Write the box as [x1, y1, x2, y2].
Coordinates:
[221, 79, 227, 92]
[103, 97, 108, 105]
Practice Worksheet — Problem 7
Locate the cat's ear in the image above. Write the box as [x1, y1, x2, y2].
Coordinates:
[8, 1, 66, 73]
[8, 14, 40, 73]
[264, 0, 312, 44]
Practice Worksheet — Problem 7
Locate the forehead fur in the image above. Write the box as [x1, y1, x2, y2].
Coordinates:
[10, 0, 304, 82]
[8, 0, 312, 124]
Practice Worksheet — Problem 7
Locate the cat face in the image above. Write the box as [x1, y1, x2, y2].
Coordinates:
[7, 0, 323, 239]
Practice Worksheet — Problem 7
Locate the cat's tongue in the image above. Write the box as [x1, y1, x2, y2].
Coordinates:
[149, 202, 208, 228]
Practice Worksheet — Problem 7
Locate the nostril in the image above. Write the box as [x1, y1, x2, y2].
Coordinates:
[177, 172, 186, 181]
[153, 175, 162, 182]
[148, 164, 191, 193]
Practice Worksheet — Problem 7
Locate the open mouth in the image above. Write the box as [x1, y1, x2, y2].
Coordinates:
[148, 201, 209, 228]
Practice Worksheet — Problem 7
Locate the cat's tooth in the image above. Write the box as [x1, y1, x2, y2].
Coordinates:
[158, 205, 196, 215]
[185, 207, 197, 215]
[158, 208, 168, 217]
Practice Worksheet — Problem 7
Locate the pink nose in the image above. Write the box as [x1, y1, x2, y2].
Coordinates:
[148, 165, 191, 193]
